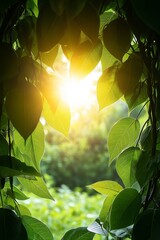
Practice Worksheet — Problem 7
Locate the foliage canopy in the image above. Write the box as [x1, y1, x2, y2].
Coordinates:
[0, 0, 160, 239]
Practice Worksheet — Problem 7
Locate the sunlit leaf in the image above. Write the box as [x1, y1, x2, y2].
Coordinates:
[100, 46, 118, 71]
[108, 117, 140, 164]
[18, 176, 53, 200]
[132, 209, 160, 240]
[0, 155, 40, 178]
[38, 72, 60, 113]
[39, 45, 59, 67]
[5, 183, 29, 200]
[26, 0, 38, 17]
[97, 65, 122, 109]
[16, 204, 31, 216]
[37, 5, 66, 52]
[100, 10, 116, 33]
[115, 53, 143, 95]
[5, 81, 42, 140]
[0, 208, 27, 240]
[22, 215, 53, 240]
[13, 122, 44, 171]
[70, 39, 102, 80]
[109, 188, 141, 230]
[43, 100, 71, 137]
[103, 18, 131, 60]
[88, 180, 123, 195]
[62, 227, 95, 240]
[99, 194, 117, 222]
[116, 147, 141, 187]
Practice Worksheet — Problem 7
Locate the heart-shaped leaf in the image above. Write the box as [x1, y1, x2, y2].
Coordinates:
[115, 53, 143, 95]
[109, 188, 141, 230]
[70, 39, 102, 80]
[97, 65, 122, 109]
[103, 18, 131, 60]
[22, 215, 53, 240]
[108, 117, 140, 164]
[5, 81, 43, 139]
[37, 5, 66, 52]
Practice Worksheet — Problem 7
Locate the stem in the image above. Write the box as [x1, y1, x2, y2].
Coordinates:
[7, 120, 13, 192]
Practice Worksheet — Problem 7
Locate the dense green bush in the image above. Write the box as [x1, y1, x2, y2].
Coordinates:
[23, 181, 104, 240]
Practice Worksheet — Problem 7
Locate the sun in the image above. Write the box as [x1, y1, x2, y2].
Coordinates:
[59, 65, 101, 112]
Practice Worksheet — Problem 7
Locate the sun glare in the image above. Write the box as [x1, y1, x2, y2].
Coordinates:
[59, 64, 102, 112]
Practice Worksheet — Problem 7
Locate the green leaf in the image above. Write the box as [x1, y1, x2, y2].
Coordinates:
[99, 195, 117, 222]
[22, 215, 53, 240]
[0, 134, 8, 155]
[38, 72, 60, 113]
[115, 53, 143, 95]
[5, 81, 43, 140]
[26, 0, 38, 17]
[77, 2, 100, 42]
[18, 176, 53, 200]
[39, 45, 59, 67]
[0, 156, 40, 178]
[16, 204, 31, 216]
[70, 39, 102, 80]
[100, 46, 118, 72]
[5, 184, 29, 200]
[14, 122, 45, 171]
[43, 100, 71, 137]
[88, 180, 123, 195]
[136, 151, 154, 187]
[140, 126, 151, 151]
[0, 208, 27, 240]
[60, 19, 81, 51]
[116, 147, 141, 187]
[103, 18, 131, 60]
[37, 5, 66, 52]
[62, 227, 95, 240]
[132, 209, 160, 240]
[109, 188, 141, 230]
[125, 82, 148, 111]
[97, 65, 122, 109]
[131, 0, 160, 35]
[108, 117, 140, 164]
[0, 42, 19, 80]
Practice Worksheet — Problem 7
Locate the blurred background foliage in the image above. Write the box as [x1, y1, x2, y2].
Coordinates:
[41, 100, 128, 190]
[23, 181, 104, 240]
